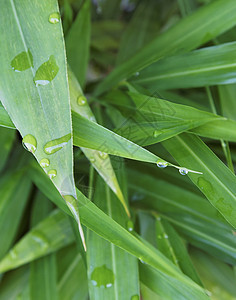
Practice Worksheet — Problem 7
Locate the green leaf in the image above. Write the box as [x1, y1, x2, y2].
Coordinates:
[66, 0, 91, 87]
[28, 162, 207, 297]
[163, 133, 236, 228]
[0, 266, 29, 300]
[0, 209, 74, 273]
[0, 0, 85, 245]
[191, 248, 236, 299]
[30, 192, 58, 300]
[131, 42, 236, 89]
[104, 90, 223, 145]
[128, 168, 236, 264]
[68, 67, 129, 216]
[95, 0, 236, 95]
[0, 170, 31, 260]
[87, 177, 139, 299]
[0, 127, 15, 172]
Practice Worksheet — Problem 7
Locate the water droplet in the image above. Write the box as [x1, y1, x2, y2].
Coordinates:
[32, 230, 49, 249]
[197, 177, 214, 194]
[135, 72, 139, 76]
[22, 134, 37, 153]
[164, 234, 168, 239]
[157, 160, 168, 168]
[153, 130, 161, 138]
[11, 49, 33, 72]
[9, 249, 18, 259]
[157, 234, 162, 239]
[48, 169, 57, 179]
[40, 158, 50, 168]
[44, 133, 71, 155]
[179, 168, 188, 175]
[156, 216, 161, 221]
[48, 12, 60, 24]
[126, 220, 134, 232]
[91, 265, 114, 288]
[77, 95, 87, 106]
[90, 157, 96, 163]
[131, 295, 139, 300]
[34, 55, 59, 87]
[215, 197, 233, 216]
[98, 151, 108, 160]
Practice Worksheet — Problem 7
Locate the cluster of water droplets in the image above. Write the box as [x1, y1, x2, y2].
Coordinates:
[156, 159, 202, 176]
[22, 132, 72, 182]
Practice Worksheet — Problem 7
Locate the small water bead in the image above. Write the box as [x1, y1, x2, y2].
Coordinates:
[91, 265, 115, 288]
[126, 220, 134, 232]
[77, 95, 87, 106]
[157, 160, 168, 168]
[22, 134, 37, 153]
[179, 168, 188, 175]
[48, 12, 60, 24]
[90, 157, 96, 163]
[32, 230, 49, 249]
[11, 49, 33, 72]
[164, 234, 168, 239]
[34, 55, 59, 87]
[40, 158, 50, 168]
[44, 133, 71, 155]
[48, 169, 57, 179]
[96, 6, 102, 14]
[153, 130, 161, 138]
[131, 295, 139, 300]
[98, 151, 108, 160]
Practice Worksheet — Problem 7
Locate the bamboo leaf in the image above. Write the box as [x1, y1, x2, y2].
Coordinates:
[87, 176, 139, 299]
[95, 0, 236, 95]
[163, 133, 236, 228]
[0, 0, 85, 246]
[30, 192, 58, 300]
[132, 42, 236, 89]
[66, 0, 91, 87]
[68, 67, 129, 216]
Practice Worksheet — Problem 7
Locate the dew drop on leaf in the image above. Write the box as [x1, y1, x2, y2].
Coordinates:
[153, 130, 161, 138]
[32, 230, 49, 249]
[90, 157, 96, 163]
[131, 295, 139, 300]
[126, 220, 134, 232]
[34, 55, 59, 87]
[44, 133, 71, 155]
[48, 169, 57, 179]
[11, 49, 33, 72]
[98, 151, 108, 160]
[48, 12, 60, 24]
[156, 160, 168, 168]
[40, 158, 50, 168]
[77, 95, 87, 106]
[22, 134, 37, 153]
[179, 168, 188, 175]
[91, 265, 115, 288]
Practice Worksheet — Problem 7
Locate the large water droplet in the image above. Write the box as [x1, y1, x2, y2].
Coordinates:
[98, 151, 108, 160]
[179, 168, 188, 175]
[11, 49, 33, 72]
[22, 134, 37, 153]
[197, 177, 214, 196]
[77, 95, 87, 106]
[48, 169, 57, 179]
[126, 220, 134, 232]
[131, 295, 139, 300]
[34, 55, 59, 87]
[44, 133, 71, 155]
[153, 130, 161, 138]
[40, 158, 50, 168]
[91, 265, 115, 288]
[32, 230, 49, 249]
[48, 12, 60, 24]
[156, 160, 168, 168]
